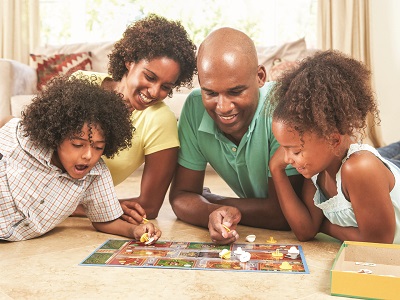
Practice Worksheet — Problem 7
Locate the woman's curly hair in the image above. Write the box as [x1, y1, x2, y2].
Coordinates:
[21, 76, 133, 158]
[108, 13, 197, 96]
[270, 50, 379, 142]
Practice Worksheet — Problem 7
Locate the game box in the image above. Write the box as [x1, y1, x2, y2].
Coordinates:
[331, 241, 400, 299]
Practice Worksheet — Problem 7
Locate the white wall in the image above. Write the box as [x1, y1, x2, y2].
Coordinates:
[369, 0, 400, 144]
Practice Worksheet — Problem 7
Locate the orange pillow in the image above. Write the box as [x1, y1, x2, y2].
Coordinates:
[30, 52, 92, 91]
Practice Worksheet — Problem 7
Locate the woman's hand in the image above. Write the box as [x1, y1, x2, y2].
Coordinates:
[119, 200, 147, 225]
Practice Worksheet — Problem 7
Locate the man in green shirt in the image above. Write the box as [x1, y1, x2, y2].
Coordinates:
[169, 27, 303, 244]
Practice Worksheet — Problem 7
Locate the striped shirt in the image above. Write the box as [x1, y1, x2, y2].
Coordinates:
[0, 118, 123, 241]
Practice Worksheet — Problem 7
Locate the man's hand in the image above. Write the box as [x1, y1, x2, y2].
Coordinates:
[119, 200, 147, 225]
[208, 206, 241, 245]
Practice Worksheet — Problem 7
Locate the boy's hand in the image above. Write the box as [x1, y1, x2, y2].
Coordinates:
[208, 206, 241, 245]
[133, 222, 162, 245]
[119, 200, 146, 225]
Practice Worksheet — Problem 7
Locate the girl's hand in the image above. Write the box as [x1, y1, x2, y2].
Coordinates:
[133, 222, 162, 244]
[270, 146, 289, 174]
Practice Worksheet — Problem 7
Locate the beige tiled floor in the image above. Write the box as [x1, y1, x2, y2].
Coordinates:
[0, 166, 348, 300]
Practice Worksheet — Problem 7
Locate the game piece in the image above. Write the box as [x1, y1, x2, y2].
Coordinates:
[233, 247, 244, 256]
[139, 232, 154, 244]
[142, 217, 149, 224]
[145, 236, 155, 245]
[219, 249, 231, 259]
[239, 251, 251, 262]
[140, 232, 149, 243]
[272, 249, 283, 258]
[288, 246, 300, 259]
[357, 269, 372, 274]
[279, 261, 292, 270]
[266, 236, 277, 244]
[246, 234, 256, 242]
[222, 224, 231, 232]
[80, 240, 309, 273]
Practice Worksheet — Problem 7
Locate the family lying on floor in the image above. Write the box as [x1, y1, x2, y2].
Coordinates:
[1, 14, 399, 244]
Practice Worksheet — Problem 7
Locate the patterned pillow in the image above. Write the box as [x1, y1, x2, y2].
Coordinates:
[30, 52, 92, 91]
[268, 58, 299, 81]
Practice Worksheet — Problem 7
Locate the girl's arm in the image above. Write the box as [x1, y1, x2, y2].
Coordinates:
[324, 152, 396, 243]
[92, 218, 162, 241]
[120, 147, 178, 222]
[270, 146, 324, 241]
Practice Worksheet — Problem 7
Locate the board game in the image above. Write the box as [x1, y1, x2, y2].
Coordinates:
[80, 240, 309, 273]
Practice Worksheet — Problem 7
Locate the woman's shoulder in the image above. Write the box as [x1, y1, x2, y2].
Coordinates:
[70, 70, 110, 86]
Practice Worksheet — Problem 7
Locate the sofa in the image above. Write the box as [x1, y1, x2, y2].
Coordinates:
[0, 38, 312, 121]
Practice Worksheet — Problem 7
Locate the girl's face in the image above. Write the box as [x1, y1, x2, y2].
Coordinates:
[122, 57, 181, 111]
[272, 120, 337, 178]
[54, 123, 105, 179]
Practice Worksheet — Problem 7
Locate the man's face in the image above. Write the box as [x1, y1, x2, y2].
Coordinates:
[198, 54, 265, 144]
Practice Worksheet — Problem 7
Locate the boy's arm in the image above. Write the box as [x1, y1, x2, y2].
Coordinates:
[92, 218, 161, 241]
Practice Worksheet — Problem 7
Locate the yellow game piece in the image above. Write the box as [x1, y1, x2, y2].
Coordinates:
[279, 261, 292, 270]
[219, 249, 231, 259]
[140, 232, 149, 243]
[142, 217, 149, 224]
[222, 251, 231, 259]
[272, 249, 283, 258]
[267, 236, 277, 244]
[222, 224, 231, 232]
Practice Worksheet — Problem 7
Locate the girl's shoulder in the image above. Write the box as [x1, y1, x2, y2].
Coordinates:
[341, 144, 389, 183]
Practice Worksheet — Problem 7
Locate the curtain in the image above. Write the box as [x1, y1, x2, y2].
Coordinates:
[0, 0, 40, 64]
[317, 0, 383, 147]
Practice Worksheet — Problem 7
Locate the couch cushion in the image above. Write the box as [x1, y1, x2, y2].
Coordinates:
[32, 41, 115, 73]
[268, 58, 300, 81]
[11, 94, 36, 117]
[30, 52, 92, 91]
[257, 37, 307, 80]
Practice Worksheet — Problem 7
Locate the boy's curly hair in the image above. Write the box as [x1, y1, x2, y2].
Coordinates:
[270, 50, 379, 142]
[21, 76, 133, 158]
[108, 13, 197, 96]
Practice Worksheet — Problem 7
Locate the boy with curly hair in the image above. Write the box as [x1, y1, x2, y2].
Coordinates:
[0, 76, 161, 242]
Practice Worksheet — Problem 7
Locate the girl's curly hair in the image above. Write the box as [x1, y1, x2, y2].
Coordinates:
[108, 13, 197, 96]
[270, 50, 379, 142]
[21, 76, 133, 158]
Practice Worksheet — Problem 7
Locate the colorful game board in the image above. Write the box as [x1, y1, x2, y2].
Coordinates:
[80, 240, 309, 273]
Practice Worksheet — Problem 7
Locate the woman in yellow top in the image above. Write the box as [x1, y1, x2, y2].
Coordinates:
[72, 14, 197, 222]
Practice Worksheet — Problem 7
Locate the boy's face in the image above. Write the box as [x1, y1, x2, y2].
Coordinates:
[55, 123, 106, 179]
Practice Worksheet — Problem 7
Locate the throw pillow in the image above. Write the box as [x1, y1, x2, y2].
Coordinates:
[268, 58, 299, 81]
[257, 37, 307, 75]
[30, 52, 92, 91]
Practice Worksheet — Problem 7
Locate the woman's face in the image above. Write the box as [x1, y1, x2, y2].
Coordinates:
[122, 57, 181, 111]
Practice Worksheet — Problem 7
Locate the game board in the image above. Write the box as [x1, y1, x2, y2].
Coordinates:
[80, 240, 309, 273]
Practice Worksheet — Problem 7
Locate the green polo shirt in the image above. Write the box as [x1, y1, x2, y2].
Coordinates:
[178, 82, 298, 199]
